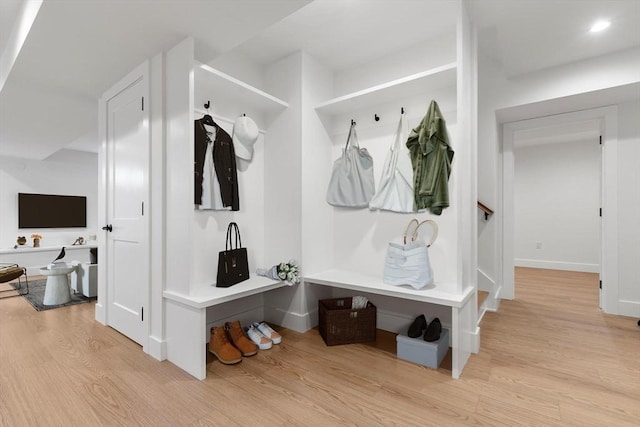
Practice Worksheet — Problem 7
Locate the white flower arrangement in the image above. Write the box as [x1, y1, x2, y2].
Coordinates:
[257, 260, 301, 285]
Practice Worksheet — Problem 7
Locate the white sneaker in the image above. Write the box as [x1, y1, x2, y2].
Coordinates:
[246, 325, 272, 350]
[253, 322, 282, 345]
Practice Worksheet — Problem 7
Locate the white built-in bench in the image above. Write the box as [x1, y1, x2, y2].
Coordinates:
[162, 271, 477, 380]
[163, 276, 288, 309]
[162, 277, 293, 379]
[303, 269, 478, 379]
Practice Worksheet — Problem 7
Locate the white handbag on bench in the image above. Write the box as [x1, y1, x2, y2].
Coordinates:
[383, 218, 439, 289]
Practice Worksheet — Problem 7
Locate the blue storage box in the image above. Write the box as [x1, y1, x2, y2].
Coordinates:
[396, 328, 449, 369]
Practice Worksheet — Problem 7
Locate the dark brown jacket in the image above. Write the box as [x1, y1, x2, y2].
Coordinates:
[194, 119, 239, 210]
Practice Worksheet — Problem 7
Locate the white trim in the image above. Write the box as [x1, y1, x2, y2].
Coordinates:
[147, 335, 166, 361]
[617, 300, 640, 318]
[484, 285, 501, 311]
[600, 108, 619, 314]
[477, 267, 495, 292]
[500, 106, 617, 310]
[264, 306, 315, 333]
[205, 306, 265, 336]
[501, 122, 515, 300]
[514, 259, 600, 273]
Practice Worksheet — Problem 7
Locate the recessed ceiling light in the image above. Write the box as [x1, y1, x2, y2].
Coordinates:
[590, 20, 610, 33]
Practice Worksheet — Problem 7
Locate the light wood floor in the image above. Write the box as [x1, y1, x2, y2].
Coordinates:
[1, 268, 638, 426]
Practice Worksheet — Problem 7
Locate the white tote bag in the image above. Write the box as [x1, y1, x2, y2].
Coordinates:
[326, 122, 375, 208]
[383, 219, 439, 289]
[369, 112, 414, 213]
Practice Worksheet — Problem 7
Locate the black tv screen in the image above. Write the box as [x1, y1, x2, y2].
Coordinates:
[18, 193, 87, 228]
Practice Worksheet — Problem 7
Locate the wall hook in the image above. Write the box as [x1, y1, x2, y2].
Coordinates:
[401, 107, 404, 114]
[374, 114, 380, 122]
[204, 101, 210, 110]
[351, 119, 356, 126]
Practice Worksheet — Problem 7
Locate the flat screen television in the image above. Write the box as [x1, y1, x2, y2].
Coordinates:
[18, 193, 87, 228]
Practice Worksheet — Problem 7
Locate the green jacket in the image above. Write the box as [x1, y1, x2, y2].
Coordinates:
[406, 100, 454, 215]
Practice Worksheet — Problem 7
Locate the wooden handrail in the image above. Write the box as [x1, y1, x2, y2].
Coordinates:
[477, 201, 494, 220]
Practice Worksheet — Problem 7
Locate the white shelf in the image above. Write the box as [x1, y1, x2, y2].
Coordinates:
[163, 276, 293, 309]
[315, 62, 457, 117]
[304, 269, 472, 308]
[194, 61, 288, 117]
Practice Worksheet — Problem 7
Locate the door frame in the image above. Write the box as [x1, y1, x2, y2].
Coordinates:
[499, 106, 618, 312]
[96, 60, 151, 348]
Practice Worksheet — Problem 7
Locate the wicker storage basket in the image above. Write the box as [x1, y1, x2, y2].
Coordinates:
[318, 297, 376, 346]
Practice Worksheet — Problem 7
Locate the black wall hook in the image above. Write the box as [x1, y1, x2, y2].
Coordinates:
[401, 107, 405, 114]
[204, 101, 210, 109]
[351, 119, 356, 126]
[374, 114, 380, 122]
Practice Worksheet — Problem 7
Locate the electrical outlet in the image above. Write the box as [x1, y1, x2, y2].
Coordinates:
[536, 241, 542, 249]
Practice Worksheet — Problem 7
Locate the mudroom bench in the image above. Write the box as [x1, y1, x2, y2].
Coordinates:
[163, 276, 292, 379]
[303, 269, 478, 379]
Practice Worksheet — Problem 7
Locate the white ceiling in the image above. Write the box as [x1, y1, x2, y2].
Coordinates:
[1, 0, 639, 160]
[0, 1, 23, 58]
[0, 0, 311, 160]
[235, 0, 459, 71]
[470, 0, 640, 77]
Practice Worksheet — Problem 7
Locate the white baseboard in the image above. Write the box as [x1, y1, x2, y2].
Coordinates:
[264, 306, 316, 333]
[377, 309, 453, 347]
[514, 258, 599, 273]
[484, 284, 502, 310]
[205, 306, 264, 340]
[376, 309, 414, 334]
[263, 306, 457, 345]
[94, 302, 106, 324]
[617, 300, 640, 318]
[146, 335, 166, 361]
[469, 326, 480, 354]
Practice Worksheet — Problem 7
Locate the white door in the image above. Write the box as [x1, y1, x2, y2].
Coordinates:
[104, 65, 149, 346]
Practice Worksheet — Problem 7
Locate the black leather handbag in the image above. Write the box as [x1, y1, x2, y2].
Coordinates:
[216, 222, 250, 287]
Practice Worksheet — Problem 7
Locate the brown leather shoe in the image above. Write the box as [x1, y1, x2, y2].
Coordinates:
[209, 326, 242, 365]
[225, 321, 258, 357]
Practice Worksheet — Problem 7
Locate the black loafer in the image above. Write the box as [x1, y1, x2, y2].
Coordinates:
[408, 314, 427, 338]
[424, 317, 442, 342]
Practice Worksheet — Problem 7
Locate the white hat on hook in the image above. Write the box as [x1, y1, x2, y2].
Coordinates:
[232, 115, 259, 160]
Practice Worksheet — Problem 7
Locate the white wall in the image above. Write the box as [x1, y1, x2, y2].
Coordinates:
[477, 45, 640, 316]
[514, 139, 601, 272]
[316, 27, 460, 287]
[190, 123, 267, 288]
[288, 15, 469, 333]
[333, 33, 456, 96]
[617, 99, 640, 314]
[0, 152, 98, 249]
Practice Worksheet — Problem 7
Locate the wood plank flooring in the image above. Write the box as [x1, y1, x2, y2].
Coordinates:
[1, 267, 638, 426]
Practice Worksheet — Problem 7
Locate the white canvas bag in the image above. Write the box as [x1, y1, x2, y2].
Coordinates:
[326, 122, 375, 208]
[369, 112, 414, 213]
[383, 219, 438, 289]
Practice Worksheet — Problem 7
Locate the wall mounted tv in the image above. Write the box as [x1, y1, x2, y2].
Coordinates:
[18, 193, 87, 228]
